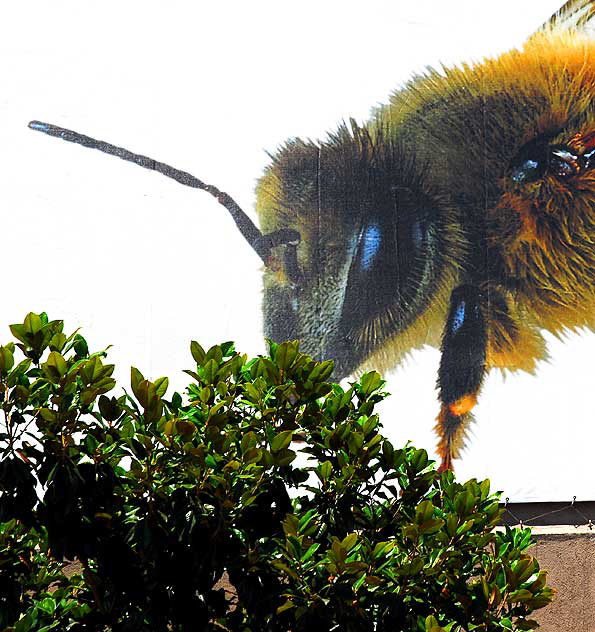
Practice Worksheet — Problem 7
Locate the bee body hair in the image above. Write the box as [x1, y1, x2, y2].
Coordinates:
[256, 3, 595, 468]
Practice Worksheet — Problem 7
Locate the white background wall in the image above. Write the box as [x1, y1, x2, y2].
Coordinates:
[2, 0, 589, 501]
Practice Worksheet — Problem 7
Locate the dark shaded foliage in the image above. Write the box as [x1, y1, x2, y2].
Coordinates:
[0, 313, 553, 631]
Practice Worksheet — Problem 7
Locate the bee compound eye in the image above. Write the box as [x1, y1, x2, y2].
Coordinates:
[582, 148, 595, 171]
[509, 158, 546, 183]
[509, 141, 584, 183]
[549, 147, 578, 179]
[509, 146, 548, 183]
[339, 192, 440, 345]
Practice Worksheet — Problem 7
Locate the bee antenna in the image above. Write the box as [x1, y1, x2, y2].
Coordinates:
[27, 120, 284, 264]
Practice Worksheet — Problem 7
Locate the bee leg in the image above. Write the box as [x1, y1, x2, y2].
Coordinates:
[485, 289, 546, 374]
[435, 285, 487, 471]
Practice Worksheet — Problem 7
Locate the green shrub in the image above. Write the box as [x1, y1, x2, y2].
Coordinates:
[0, 312, 553, 631]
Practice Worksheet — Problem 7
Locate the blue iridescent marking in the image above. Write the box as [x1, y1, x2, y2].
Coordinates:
[451, 300, 466, 334]
[360, 223, 382, 270]
[411, 219, 423, 251]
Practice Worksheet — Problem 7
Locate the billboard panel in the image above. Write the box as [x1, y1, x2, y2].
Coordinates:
[2, 0, 592, 500]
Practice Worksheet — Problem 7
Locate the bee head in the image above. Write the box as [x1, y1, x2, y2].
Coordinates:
[256, 123, 462, 378]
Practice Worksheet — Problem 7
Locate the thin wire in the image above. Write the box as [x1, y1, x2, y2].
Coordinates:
[501, 498, 595, 529]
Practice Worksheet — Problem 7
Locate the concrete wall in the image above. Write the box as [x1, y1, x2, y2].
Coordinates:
[530, 527, 595, 631]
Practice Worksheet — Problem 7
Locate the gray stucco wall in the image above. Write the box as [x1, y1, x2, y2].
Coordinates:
[530, 527, 595, 631]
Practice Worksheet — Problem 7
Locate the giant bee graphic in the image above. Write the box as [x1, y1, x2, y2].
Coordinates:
[29, 0, 595, 470]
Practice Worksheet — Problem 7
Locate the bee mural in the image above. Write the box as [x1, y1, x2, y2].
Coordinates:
[28, 0, 595, 470]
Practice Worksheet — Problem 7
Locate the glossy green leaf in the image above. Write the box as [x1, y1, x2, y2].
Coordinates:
[271, 430, 293, 452]
[190, 340, 206, 364]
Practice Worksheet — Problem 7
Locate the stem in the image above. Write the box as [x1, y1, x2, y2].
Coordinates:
[3, 389, 14, 451]
[81, 559, 104, 613]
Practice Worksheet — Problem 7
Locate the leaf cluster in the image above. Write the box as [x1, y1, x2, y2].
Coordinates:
[0, 313, 554, 631]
